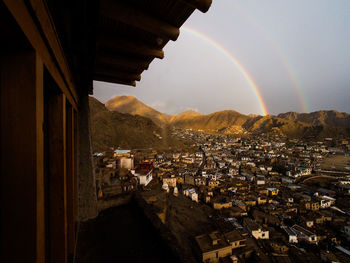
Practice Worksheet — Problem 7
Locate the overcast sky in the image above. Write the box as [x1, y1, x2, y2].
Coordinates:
[93, 0, 350, 116]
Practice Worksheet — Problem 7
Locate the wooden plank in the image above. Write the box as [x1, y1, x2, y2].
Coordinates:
[100, 0, 180, 41]
[96, 34, 164, 59]
[66, 103, 75, 261]
[94, 74, 136, 87]
[0, 51, 45, 262]
[35, 53, 46, 263]
[94, 66, 141, 81]
[29, 0, 78, 103]
[73, 110, 78, 234]
[95, 54, 150, 71]
[3, 0, 78, 109]
[181, 0, 212, 13]
[46, 91, 68, 263]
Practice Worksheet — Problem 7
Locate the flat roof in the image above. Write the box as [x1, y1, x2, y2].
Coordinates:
[195, 231, 230, 253]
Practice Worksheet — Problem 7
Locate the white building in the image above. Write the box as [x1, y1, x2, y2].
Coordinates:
[252, 229, 269, 240]
[320, 196, 336, 208]
[163, 176, 177, 187]
[183, 188, 198, 202]
[244, 219, 269, 240]
[162, 182, 169, 193]
[282, 226, 298, 243]
[135, 167, 153, 186]
[292, 225, 318, 244]
[118, 157, 134, 170]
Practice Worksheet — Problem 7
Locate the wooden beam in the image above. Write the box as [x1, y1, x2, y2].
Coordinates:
[3, 0, 78, 109]
[97, 34, 164, 59]
[96, 54, 150, 71]
[0, 51, 45, 262]
[28, 0, 79, 102]
[181, 0, 212, 13]
[100, 0, 179, 41]
[94, 66, 141, 81]
[46, 91, 68, 263]
[94, 74, 136, 87]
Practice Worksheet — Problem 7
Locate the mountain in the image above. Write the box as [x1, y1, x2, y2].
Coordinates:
[277, 111, 350, 129]
[170, 110, 249, 133]
[89, 97, 185, 152]
[105, 96, 170, 126]
[100, 95, 350, 139]
[169, 109, 203, 123]
[171, 111, 349, 138]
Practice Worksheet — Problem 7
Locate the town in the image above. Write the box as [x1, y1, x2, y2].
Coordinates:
[94, 128, 350, 263]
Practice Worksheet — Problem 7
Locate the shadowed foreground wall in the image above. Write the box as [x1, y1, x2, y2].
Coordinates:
[78, 94, 98, 221]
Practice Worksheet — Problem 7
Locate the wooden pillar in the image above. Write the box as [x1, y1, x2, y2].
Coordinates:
[66, 103, 75, 261]
[73, 110, 78, 228]
[45, 89, 68, 263]
[0, 51, 45, 262]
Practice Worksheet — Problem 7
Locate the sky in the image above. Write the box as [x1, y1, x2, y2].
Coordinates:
[93, 0, 350, 116]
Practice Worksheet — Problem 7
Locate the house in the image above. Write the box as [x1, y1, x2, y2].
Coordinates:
[267, 187, 279, 196]
[244, 218, 269, 239]
[224, 230, 246, 249]
[305, 200, 320, 211]
[282, 226, 298, 243]
[135, 163, 153, 186]
[195, 231, 246, 263]
[269, 240, 289, 254]
[183, 188, 198, 202]
[256, 175, 265, 185]
[162, 176, 177, 188]
[208, 179, 220, 188]
[319, 196, 336, 208]
[185, 175, 195, 185]
[213, 199, 232, 210]
[291, 225, 318, 244]
[117, 156, 134, 170]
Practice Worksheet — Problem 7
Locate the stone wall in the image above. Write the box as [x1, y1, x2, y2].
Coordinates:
[77, 94, 98, 221]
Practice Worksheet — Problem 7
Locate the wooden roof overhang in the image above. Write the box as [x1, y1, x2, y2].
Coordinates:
[92, 0, 212, 92]
[2, 0, 211, 105]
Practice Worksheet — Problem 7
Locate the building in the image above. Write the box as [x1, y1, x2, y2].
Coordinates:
[291, 225, 318, 244]
[244, 218, 269, 240]
[183, 188, 198, 202]
[282, 226, 298, 243]
[135, 163, 153, 186]
[118, 157, 134, 170]
[162, 176, 177, 188]
[195, 230, 245, 263]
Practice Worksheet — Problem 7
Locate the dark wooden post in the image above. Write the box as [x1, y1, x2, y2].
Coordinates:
[66, 103, 76, 261]
[46, 90, 68, 263]
[0, 51, 45, 262]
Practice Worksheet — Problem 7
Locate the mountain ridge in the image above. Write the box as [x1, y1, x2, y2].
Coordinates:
[100, 95, 350, 138]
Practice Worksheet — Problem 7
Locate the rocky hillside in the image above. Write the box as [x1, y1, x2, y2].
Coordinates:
[89, 97, 184, 152]
[170, 110, 249, 133]
[277, 110, 350, 129]
[105, 96, 170, 126]
[99, 95, 350, 139]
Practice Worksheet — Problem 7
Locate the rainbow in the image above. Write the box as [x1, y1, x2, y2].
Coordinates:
[181, 26, 268, 116]
[230, 3, 308, 113]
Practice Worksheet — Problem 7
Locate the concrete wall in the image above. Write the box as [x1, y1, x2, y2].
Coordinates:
[203, 246, 232, 263]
